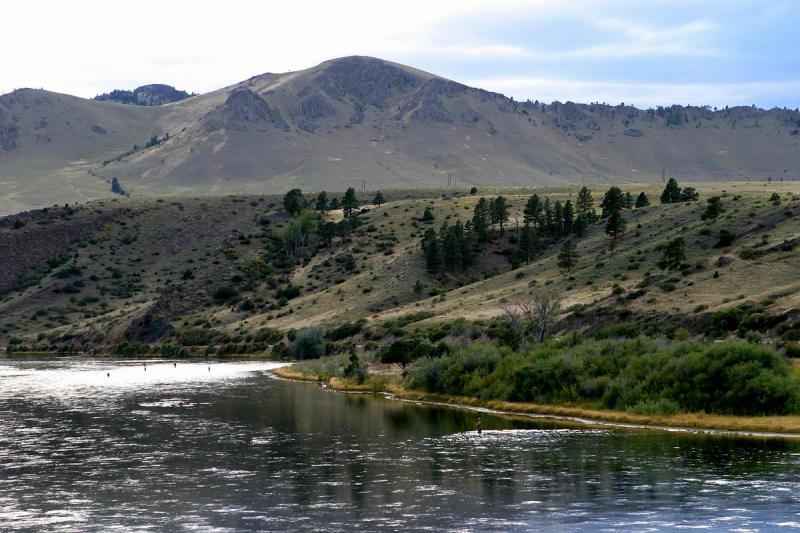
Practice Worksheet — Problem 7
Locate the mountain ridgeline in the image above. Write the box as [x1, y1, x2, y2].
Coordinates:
[1, 56, 800, 214]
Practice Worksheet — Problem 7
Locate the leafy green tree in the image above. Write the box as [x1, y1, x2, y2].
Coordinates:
[659, 237, 686, 270]
[291, 326, 327, 359]
[283, 188, 307, 216]
[315, 191, 328, 212]
[342, 187, 359, 219]
[472, 197, 490, 242]
[635, 192, 650, 208]
[701, 197, 724, 220]
[557, 240, 578, 272]
[660, 178, 682, 204]
[373, 191, 386, 206]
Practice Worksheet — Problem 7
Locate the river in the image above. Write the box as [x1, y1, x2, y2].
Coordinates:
[1, 358, 800, 531]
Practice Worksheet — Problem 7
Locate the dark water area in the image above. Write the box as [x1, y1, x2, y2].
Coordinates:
[1, 359, 800, 531]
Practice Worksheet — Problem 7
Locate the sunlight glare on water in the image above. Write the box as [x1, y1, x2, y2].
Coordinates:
[2, 358, 800, 532]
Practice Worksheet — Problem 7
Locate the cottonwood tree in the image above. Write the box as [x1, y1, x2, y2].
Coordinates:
[283, 189, 307, 216]
[501, 290, 563, 348]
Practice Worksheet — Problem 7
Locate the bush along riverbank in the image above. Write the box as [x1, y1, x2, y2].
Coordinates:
[274, 336, 800, 434]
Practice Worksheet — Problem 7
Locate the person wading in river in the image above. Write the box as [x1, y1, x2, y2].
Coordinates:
[476, 418, 482, 436]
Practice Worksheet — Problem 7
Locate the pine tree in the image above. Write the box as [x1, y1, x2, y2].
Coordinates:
[523, 194, 543, 228]
[660, 178, 682, 204]
[605, 210, 626, 240]
[553, 200, 564, 235]
[576, 186, 595, 220]
[562, 200, 575, 235]
[329, 197, 341, 210]
[635, 192, 650, 208]
[422, 207, 435, 222]
[542, 198, 553, 236]
[493, 196, 509, 235]
[659, 237, 686, 270]
[680, 187, 699, 201]
[472, 197, 490, 242]
[624, 192, 633, 209]
[421, 228, 443, 274]
[572, 213, 589, 236]
[701, 197, 724, 220]
[557, 240, 578, 272]
[601, 187, 625, 218]
[518, 223, 540, 263]
[342, 187, 359, 219]
[372, 191, 385, 206]
[315, 191, 328, 212]
[319, 221, 336, 247]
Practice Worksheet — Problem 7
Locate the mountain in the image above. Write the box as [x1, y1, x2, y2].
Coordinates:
[1, 55, 800, 215]
[93, 84, 193, 106]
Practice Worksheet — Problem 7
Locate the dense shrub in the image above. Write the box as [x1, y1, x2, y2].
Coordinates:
[404, 338, 800, 416]
[377, 337, 434, 366]
[327, 319, 366, 341]
[291, 326, 327, 359]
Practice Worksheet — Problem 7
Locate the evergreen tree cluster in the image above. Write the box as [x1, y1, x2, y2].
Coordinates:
[660, 178, 699, 204]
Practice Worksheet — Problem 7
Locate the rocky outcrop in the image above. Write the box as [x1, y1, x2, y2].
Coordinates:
[294, 94, 336, 132]
[204, 88, 289, 133]
[315, 56, 420, 109]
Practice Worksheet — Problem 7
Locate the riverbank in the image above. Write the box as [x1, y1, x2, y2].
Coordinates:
[271, 366, 800, 436]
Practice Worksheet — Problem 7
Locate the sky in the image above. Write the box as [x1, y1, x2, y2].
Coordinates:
[3, 0, 799, 109]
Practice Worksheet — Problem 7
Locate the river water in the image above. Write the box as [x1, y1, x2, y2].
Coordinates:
[1, 359, 800, 531]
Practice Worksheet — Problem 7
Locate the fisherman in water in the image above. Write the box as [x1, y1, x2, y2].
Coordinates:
[476, 418, 482, 436]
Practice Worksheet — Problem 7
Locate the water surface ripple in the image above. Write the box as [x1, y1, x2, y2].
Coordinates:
[1, 359, 800, 531]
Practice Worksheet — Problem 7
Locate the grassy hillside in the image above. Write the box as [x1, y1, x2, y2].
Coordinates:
[2, 56, 800, 215]
[2, 181, 799, 359]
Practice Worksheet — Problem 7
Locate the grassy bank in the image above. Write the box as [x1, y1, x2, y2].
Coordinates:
[273, 365, 800, 435]
[272, 335, 800, 435]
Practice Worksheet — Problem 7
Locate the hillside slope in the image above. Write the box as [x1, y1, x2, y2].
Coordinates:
[2, 56, 800, 214]
[2, 182, 799, 355]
